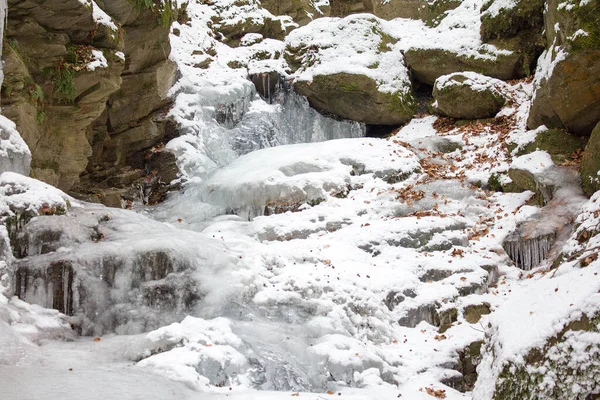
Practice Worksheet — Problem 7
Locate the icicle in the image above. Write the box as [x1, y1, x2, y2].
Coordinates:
[503, 232, 555, 270]
[0, 0, 7, 107]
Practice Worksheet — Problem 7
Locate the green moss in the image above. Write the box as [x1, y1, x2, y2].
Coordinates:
[340, 82, 359, 92]
[227, 60, 246, 69]
[487, 173, 504, 192]
[519, 128, 586, 164]
[7, 38, 17, 51]
[32, 159, 60, 173]
[386, 90, 417, 116]
[569, 0, 600, 51]
[135, 0, 153, 9]
[494, 314, 600, 399]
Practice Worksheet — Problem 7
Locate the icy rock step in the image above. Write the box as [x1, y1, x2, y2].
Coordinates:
[197, 138, 420, 220]
[394, 265, 498, 328]
[397, 303, 458, 329]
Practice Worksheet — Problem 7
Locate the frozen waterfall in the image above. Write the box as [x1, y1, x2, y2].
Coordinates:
[168, 77, 365, 181]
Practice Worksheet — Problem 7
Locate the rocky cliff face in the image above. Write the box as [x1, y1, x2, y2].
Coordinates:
[1, 0, 181, 207]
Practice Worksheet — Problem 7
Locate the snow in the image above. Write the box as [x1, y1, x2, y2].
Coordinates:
[482, 0, 518, 17]
[434, 71, 510, 95]
[0, 172, 74, 216]
[166, 0, 364, 181]
[86, 49, 108, 71]
[532, 39, 567, 93]
[511, 150, 554, 175]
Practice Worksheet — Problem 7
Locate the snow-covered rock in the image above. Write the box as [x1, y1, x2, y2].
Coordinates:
[286, 15, 416, 124]
[433, 72, 509, 119]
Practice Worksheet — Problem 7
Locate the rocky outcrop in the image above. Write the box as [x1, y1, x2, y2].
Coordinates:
[432, 72, 508, 119]
[2, 0, 182, 207]
[492, 313, 600, 399]
[527, 0, 600, 136]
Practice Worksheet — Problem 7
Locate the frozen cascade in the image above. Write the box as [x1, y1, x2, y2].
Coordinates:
[503, 232, 556, 271]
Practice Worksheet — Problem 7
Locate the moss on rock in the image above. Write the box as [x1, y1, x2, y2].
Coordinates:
[493, 313, 600, 399]
[294, 73, 416, 125]
[519, 128, 587, 164]
[580, 121, 600, 197]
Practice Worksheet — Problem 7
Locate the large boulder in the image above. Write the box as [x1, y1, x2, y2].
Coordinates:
[285, 15, 416, 125]
[432, 72, 508, 119]
[580, 121, 600, 196]
[403, 47, 524, 86]
[365, 0, 462, 25]
[527, 0, 600, 135]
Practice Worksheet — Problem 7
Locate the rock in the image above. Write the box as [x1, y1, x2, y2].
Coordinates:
[517, 127, 587, 165]
[432, 72, 508, 119]
[580, 121, 600, 196]
[294, 73, 416, 125]
[329, 0, 461, 25]
[403, 47, 524, 86]
[286, 15, 416, 125]
[463, 303, 491, 324]
[261, 0, 330, 26]
[2, 0, 182, 204]
[528, 50, 600, 136]
[527, 0, 600, 135]
[444, 340, 483, 392]
[366, 0, 462, 25]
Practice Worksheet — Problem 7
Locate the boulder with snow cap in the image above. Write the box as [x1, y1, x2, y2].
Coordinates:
[403, 47, 524, 86]
[432, 72, 509, 120]
[285, 15, 417, 125]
